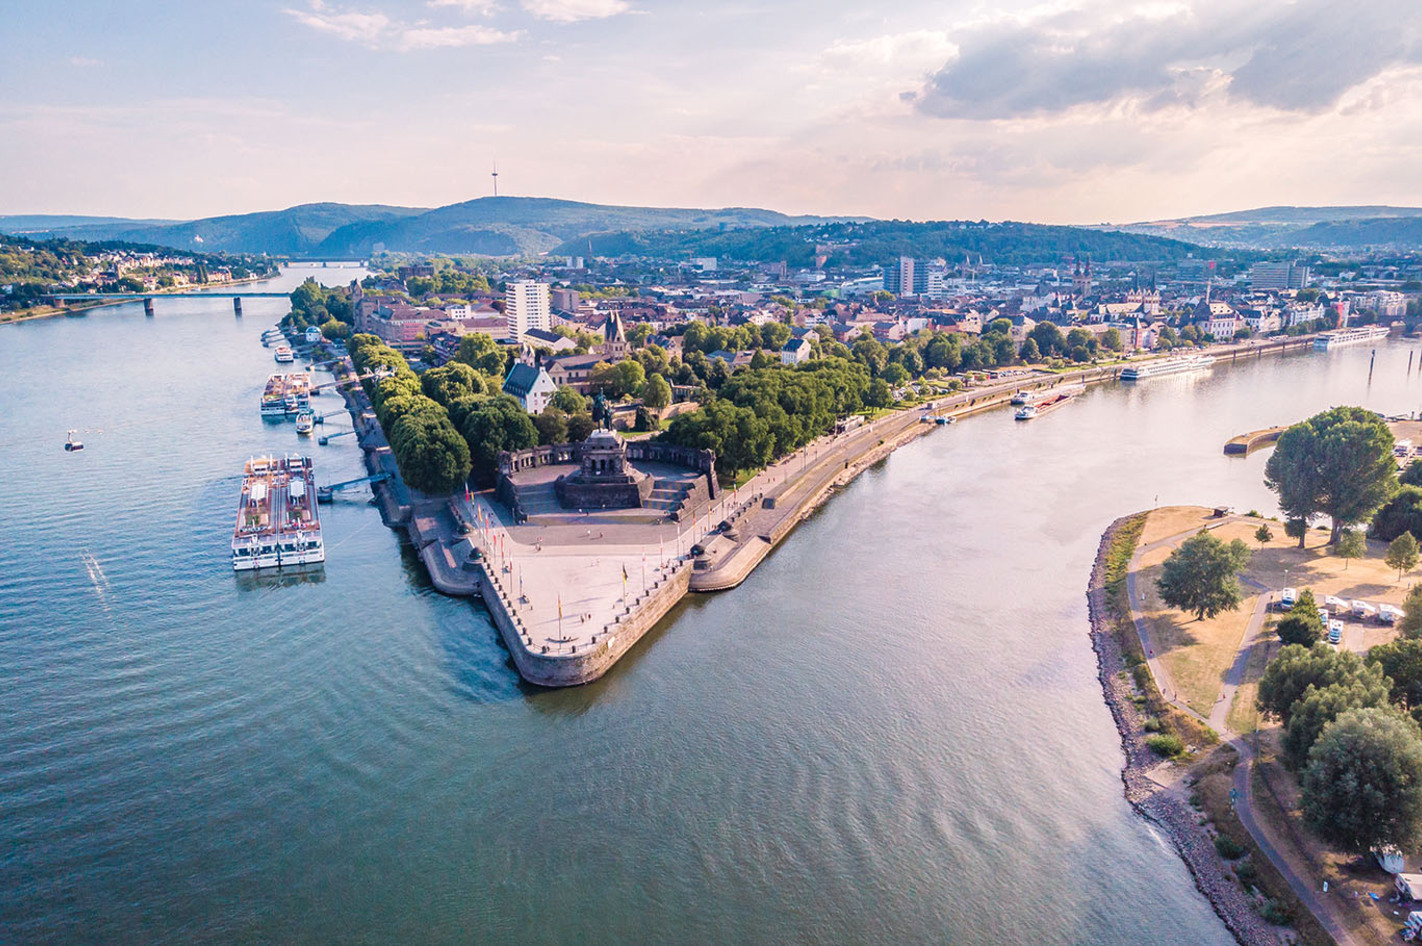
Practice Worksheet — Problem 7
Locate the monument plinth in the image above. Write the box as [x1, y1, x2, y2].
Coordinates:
[555, 430, 653, 509]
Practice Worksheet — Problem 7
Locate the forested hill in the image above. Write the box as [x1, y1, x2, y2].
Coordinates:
[558, 220, 1214, 267]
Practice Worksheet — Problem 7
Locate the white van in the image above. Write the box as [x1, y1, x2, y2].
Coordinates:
[1329, 620, 1343, 644]
[1353, 601, 1378, 621]
[1381, 604, 1405, 625]
[1325, 595, 1348, 612]
[1279, 587, 1298, 609]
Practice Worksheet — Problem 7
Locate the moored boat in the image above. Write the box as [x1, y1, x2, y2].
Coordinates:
[1313, 325, 1390, 350]
[1015, 391, 1076, 420]
[1120, 354, 1217, 381]
[296, 410, 315, 435]
[232, 455, 325, 570]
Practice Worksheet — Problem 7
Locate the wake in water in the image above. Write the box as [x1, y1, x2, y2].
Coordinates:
[80, 550, 111, 606]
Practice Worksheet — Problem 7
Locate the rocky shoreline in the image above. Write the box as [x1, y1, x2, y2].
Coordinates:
[1087, 517, 1282, 946]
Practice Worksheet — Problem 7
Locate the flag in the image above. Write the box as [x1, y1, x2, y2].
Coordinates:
[558, 594, 562, 620]
[622, 564, 628, 581]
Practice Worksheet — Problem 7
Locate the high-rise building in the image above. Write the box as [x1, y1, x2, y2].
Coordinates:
[1250, 261, 1310, 290]
[914, 258, 948, 299]
[883, 256, 915, 297]
[506, 280, 550, 341]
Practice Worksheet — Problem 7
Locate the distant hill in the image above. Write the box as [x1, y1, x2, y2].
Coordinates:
[1110, 205, 1422, 250]
[562, 219, 1210, 267]
[0, 197, 864, 258]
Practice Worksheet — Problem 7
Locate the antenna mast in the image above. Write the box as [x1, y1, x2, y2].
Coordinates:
[491, 160, 499, 198]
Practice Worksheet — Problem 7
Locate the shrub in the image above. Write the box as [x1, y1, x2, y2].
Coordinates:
[1234, 860, 1258, 885]
[1259, 899, 1294, 925]
[1214, 835, 1245, 859]
[1143, 716, 1162, 732]
[1147, 734, 1186, 757]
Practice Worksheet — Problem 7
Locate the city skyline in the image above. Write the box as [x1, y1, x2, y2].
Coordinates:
[3, 0, 1420, 223]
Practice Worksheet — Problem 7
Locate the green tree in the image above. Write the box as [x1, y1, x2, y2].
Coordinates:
[551, 385, 589, 414]
[881, 363, 910, 386]
[1302, 708, 1422, 853]
[566, 411, 596, 442]
[1255, 523, 1273, 545]
[1284, 680, 1392, 768]
[1101, 327, 1123, 352]
[1258, 642, 1389, 726]
[532, 408, 568, 446]
[454, 332, 507, 375]
[1018, 338, 1041, 362]
[420, 362, 484, 407]
[1388, 532, 1421, 581]
[1155, 531, 1252, 620]
[1402, 584, 1422, 639]
[1284, 517, 1309, 549]
[460, 395, 538, 482]
[1275, 590, 1324, 646]
[1401, 460, 1422, 488]
[1264, 407, 1397, 544]
[320, 318, 352, 340]
[589, 359, 647, 399]
[1372, 486, 1422, 543]
[641, 372, 672, 410]
[1336, 529, 1366, 570]
[1369, 638, 1422, 712]
[865, 377, 894, 408]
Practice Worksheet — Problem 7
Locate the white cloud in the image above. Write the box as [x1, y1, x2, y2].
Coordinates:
[398, 24, 521, 48]
[285, 1, 520, 49]
[285, 1, 391, 44]
[427, 0, 500, 14]
[821, 31, 957, 71]
[520, 0, 631, 23]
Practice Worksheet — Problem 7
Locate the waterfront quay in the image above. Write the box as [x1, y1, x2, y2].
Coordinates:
[367, 332, 1325, 688]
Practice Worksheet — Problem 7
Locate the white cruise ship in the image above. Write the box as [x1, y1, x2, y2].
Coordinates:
[232, 455, 325, 570]
[1119, 353, 1217, 381]
[1313, 325, 1390, 350]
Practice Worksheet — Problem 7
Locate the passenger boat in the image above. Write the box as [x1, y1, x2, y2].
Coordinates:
[295, 410, 315, 435]
[1312, 325, 1390, 350]
[274, 345, 295, 363]
[260, 372, 313, 418]
[1119, 354, 1217, 381]
[1015, 391, 1076, 420]
[232, 455, 325, 571]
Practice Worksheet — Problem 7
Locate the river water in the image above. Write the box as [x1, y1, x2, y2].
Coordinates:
[4, 276, 1420, 943]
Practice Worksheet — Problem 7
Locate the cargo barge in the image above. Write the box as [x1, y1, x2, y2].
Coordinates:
[232, 455, 325, 570]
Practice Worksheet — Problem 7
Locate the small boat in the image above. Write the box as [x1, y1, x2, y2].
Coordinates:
[64, 429, 84, 452]
[935, 415, 955, 425]
[274, 345, 295, 363]
[295, 410, 315, 435]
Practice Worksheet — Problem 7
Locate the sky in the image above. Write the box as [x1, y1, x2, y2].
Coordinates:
[2, 0, 1421, 224]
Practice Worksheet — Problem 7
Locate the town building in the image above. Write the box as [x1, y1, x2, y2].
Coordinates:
[502, 363, 557, 414]
[506, 280, 551, 341]
[781, 337, 813, 365]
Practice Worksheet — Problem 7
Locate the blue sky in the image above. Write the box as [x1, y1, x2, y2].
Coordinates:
[3, 0, 1420, 222]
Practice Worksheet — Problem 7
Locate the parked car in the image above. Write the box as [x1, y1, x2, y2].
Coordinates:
[1329, 620, 1343, 644]
[1353, 600, 1378, 621]
[1381, 604, 1405, 625]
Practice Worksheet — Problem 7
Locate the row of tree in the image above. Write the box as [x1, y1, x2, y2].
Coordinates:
[659, 359, 876, 476]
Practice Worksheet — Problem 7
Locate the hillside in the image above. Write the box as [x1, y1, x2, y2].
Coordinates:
[1112, 205, 1422, 249]
[0, 197, 863, 259]
[559, 219, 1211, 267]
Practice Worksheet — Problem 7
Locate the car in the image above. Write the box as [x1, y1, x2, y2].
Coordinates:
[1328, 620, 1343, 644]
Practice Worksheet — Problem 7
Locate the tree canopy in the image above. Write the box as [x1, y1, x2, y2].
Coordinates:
[1155, 531, 1252, 620]
[1301, 708, 1422, 853]
[1265, 407, 1397, 544]
[1258, 642, 1391, 726]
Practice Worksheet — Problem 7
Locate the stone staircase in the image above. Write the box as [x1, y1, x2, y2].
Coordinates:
[510, 481, 563, 518]
[644, 478, 693, 515]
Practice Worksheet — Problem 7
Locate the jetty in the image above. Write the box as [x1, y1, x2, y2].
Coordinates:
[1223, 426, 1287, 455]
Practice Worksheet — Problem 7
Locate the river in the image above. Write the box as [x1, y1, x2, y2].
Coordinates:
[4, 275, 1419, 943]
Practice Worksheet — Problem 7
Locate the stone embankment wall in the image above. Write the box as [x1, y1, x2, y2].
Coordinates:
[1087, 517, 1278, 946]
[480, 558, 694, 687]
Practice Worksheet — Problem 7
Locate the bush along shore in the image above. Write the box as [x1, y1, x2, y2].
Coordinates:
[1087, 516, 1329, 946]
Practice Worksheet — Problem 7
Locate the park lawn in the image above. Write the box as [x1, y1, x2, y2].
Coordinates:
[1137, 505, 1412, 726]
[1137, 560, 1258, 718]
[1139, 505, 1222, 547]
